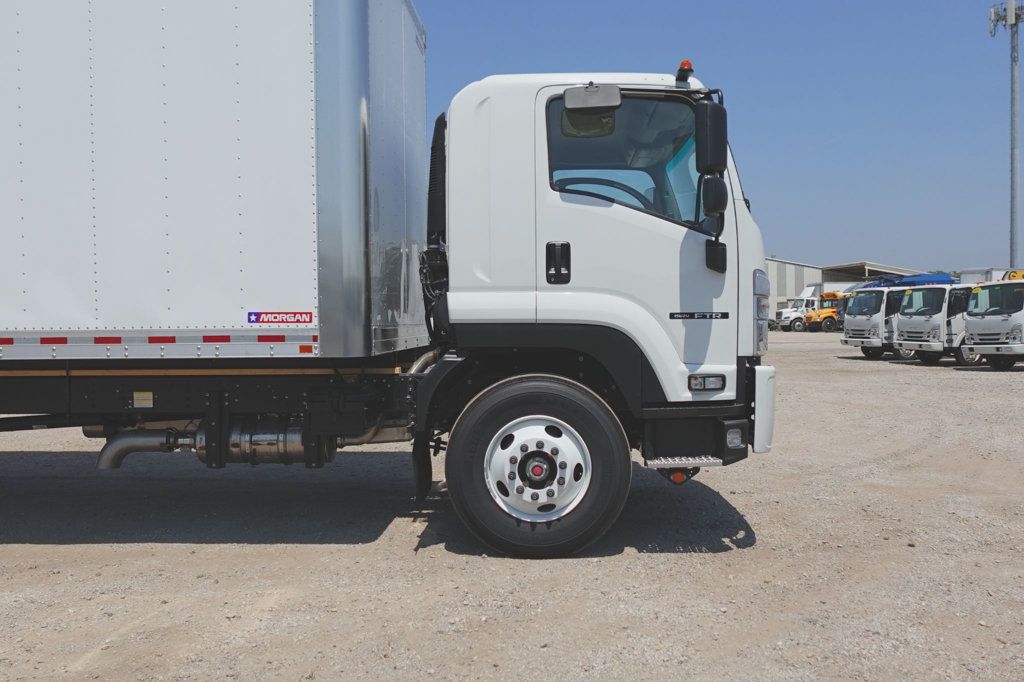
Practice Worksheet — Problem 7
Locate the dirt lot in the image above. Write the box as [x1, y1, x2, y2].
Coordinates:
[1, 332, 1022, 679]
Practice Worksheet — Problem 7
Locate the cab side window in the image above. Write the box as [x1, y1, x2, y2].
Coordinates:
[948, 289, 968, 317]
[547, 93, 703, 224]
[885, 293, 902, 316]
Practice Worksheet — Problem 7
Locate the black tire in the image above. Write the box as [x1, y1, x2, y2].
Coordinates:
[861, 347, 885, 359]
[445, 375, 632, 559]
[917, 351, 943, 365]
[821, 318, 837, 333]
[954, 345, 984, 367]
[791, 319, 806, 332]
[987, 356, 1018, 370]
[892, 347, 917, 360]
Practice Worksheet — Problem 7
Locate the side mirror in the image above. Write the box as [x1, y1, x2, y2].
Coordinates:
[693, 177, 727, 239]
[701, 176, 728, 216]
[695, 100, 728, 175]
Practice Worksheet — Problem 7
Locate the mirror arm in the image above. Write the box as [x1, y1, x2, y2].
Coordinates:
[694, 175, 704, 223]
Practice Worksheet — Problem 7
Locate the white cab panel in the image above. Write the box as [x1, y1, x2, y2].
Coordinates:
[533, 83, 739, 402]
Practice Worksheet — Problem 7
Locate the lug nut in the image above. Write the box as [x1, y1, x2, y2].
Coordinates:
[509, 455, 518, 464]
[516, 486, 524, 494]
[551, 447, 559, 456]
[520, 444, 529, 453]
[546, 489, 555, 498]
[531, 492, 540, 501]
[507, 472, 516, 481]
[536, 441, 544, 450]
[557, 477, 565, 486]
[558, 461, 567, 470]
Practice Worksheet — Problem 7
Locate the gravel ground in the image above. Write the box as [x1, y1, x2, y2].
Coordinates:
[1, 332, 1022, 680]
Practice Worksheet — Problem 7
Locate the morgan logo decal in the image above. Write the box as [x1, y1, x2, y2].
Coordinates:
[670, 312, 729, 320]
[247, 312, 313, 324]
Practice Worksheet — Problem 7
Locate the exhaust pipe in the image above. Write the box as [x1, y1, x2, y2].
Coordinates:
[96, 417, 412, 469]
[97, 429, 189, 470]
[409, 348, 440, 374]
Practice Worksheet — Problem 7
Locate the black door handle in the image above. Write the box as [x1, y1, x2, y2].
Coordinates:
[546, 242, 571, 285]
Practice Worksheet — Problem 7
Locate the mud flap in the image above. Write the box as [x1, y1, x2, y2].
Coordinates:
[412, 433, 432, 504]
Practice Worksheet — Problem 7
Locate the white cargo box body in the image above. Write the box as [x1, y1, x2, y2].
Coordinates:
[0, 0, 427, 360]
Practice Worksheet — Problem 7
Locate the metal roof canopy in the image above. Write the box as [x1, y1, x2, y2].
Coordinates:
[821, 261, 922, 282]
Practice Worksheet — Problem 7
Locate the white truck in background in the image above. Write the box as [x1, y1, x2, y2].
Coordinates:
[0, 0, 776, 558]
[893, 284, 983, 366]
[963, 272, 1024, 370]
[774, 285, 820, 332]
[774, 282, 860, 331]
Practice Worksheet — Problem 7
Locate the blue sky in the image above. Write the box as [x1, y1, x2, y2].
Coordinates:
[417, 0, 1017, 271]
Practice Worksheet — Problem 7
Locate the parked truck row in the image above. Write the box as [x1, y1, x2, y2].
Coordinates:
[0, 0, 775, 558]
[842, 272, 1024, 368]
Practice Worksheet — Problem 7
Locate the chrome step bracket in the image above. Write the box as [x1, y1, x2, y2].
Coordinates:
[643, 455, 724, 469]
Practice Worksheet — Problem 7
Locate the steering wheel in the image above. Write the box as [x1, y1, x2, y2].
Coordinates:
[554, 177, 656, 211]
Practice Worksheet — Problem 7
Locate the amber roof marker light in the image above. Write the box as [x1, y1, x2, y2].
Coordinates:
[676, 59, 694, 88]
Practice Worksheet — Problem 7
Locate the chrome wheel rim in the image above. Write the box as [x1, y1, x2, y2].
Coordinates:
[482, 415, 593, 523]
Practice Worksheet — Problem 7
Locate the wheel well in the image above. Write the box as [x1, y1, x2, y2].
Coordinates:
[421, 349, 641, 446]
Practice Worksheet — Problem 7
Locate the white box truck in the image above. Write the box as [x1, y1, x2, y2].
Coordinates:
[841, 283, 915, 360]
[0, 0, 776, 557]
[962, 272, 1024, 370]
[893, 284, 983, 366]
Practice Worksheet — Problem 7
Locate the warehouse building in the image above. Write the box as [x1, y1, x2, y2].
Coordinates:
[766, 258, 922, 311]
[820, 261, 921, 284]
[765, 257, 821, 312]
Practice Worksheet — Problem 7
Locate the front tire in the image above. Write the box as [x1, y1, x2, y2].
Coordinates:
[445, 375, 632, 558]
[917, 351, 943, 365]
[861, 347, 885, 359]
[821, 318, 837, 333]
[791, 319, 806, 332]
[893, 347, 917, 360]
[954, 345, 984, 366]
[987, 356, 1018, 370]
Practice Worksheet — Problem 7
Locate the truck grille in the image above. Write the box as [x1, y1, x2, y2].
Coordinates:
[900, 330, 927, 341]
[845, 329, 870, 339]
[975, 332, 1007, 344]
[775, 311, 784, 321]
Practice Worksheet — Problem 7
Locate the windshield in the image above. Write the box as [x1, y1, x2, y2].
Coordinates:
[899, 288, 946, 316]
[846, 291, 883, 316]
[967, 282, 1024, 316]
[820, 297, 842, 310]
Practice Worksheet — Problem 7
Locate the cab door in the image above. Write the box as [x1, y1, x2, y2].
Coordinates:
[947, 287, 970, 343]
[533, 86, 738, 403]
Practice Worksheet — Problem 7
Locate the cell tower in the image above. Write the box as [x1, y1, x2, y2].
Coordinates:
[991, 1, 1020, 267]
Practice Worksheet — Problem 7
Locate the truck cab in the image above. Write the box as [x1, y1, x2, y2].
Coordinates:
[775, 287, 819, 331]
[419, 70, 777, 554]
[963, 272, 1024, 370]
[893, 285, 981, 365]
[841, 286, 913, 359]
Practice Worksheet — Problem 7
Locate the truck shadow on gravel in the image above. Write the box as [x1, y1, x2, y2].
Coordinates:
[951, 365, 1024, 373]
[0, 453, 754, 557]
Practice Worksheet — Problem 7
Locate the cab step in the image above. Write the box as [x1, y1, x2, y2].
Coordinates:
[643, 455, 724, 469]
